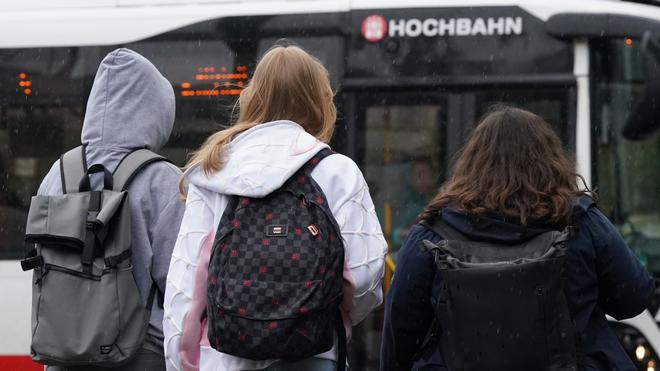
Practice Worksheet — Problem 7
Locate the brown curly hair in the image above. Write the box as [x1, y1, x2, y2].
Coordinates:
[420, 106, 590, 225]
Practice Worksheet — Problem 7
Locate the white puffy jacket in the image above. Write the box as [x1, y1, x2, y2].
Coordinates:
[164, 121, 387, 371]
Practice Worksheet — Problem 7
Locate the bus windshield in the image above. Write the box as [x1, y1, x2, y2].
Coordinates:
[592, 37, 660, 275]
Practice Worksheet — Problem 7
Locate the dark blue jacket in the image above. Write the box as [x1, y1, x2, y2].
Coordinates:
[381, 198, 655, 370]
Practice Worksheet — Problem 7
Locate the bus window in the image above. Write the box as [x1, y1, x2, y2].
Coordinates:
[0, 46, 107, 259]
[591, 38, 660, 272]
[590, 37, 660, 366]
[358, 92, 446, 250]
[0, 16, 347, 259]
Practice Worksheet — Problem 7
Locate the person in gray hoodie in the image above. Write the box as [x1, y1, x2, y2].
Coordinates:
[37, 48, 185, 370]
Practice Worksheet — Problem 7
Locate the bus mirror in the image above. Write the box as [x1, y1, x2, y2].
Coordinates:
[623, 31, 660, 140]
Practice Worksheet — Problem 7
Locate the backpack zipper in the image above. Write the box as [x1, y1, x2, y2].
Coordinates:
[41, 263, 102, 282]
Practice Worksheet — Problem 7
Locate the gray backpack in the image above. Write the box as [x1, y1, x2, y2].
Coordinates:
[418, 217, 577, 370]
[21, 145, 168, 367]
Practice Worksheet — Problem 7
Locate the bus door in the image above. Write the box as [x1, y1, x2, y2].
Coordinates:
[332, 88, 447, 370]
[339, 90, 447, 252]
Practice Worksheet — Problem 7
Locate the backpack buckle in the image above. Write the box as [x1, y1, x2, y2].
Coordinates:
[21, 255, 43, 271]
[307, 224, 320, 236]
[21, 246, 43, 271]
[86, 211, 100, 230]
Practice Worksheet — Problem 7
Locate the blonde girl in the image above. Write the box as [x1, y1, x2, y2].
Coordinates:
[164, 44, 387, 371]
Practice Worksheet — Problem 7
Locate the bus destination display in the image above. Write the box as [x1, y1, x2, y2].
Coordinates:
[179, 65, 249, 97]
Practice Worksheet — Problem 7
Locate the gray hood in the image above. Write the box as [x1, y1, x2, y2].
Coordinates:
[81, 48, 175, 153]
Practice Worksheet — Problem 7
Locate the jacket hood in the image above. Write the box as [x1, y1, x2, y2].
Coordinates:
[81, 48, 175, 152]
[441, 208, 554, 245]
[187, 120, 329, 197]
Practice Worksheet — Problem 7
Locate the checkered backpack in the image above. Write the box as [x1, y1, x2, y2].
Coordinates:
[207, 149, 347, 369]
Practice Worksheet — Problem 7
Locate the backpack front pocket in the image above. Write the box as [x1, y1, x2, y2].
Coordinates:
[31, 265, 122, 365]
[113, 265, 150, 358]
[213, 278, 327, 319]
[208, 278, 337, 360]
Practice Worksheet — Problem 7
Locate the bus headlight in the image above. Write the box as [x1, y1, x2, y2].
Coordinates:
[638, 344, 650, 361]
[611, 322, 658, 371]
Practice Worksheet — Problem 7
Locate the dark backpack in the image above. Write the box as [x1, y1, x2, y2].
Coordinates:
[419, 217, 578, 371]
[206, 149, 346, 369]
[21, 146, 168, 367]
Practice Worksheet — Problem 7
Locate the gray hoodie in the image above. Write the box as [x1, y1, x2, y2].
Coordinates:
[37, 48, 185, 355]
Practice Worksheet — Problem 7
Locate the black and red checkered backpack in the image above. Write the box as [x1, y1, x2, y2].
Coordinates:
[207, 148, 347, 369]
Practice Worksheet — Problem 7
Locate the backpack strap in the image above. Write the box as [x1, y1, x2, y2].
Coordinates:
[336, 308, 347, 371]
[299, 148, 348, 370]
[298, 148, 335, 176]
[112, 149, 170, 309]
[413, 216, 468, 362]
[60, 145, 88, 194]
[112, 148, 171, 191]
[144, 281, 160, 311]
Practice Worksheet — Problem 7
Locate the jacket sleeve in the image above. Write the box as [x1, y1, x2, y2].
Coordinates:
[590, 208, 655, 320]
[381, 226, 437, 371]
[151, 193, 186, 296]
[329, 170, 388, 326]
[36, 160, 63, 196]
[312, 154, 388, 327]
[164, 184, 215, 371]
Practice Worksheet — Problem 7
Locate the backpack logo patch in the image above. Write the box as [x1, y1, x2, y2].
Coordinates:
[265, 225, 288, 237]
[100, 344, 113, 355]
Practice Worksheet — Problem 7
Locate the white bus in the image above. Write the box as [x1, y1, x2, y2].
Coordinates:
[2, 0, 660, 369]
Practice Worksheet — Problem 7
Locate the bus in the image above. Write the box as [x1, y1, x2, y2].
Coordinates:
[2, 0, 660, 369]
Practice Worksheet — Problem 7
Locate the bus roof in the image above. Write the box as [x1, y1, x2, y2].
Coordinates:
[1, 0, 660, 48]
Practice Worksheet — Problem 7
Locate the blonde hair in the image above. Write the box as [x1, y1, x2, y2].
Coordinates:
[179, 44, 337, 198]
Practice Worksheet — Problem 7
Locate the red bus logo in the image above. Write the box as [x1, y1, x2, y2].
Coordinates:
[362, 15, 388, 42]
